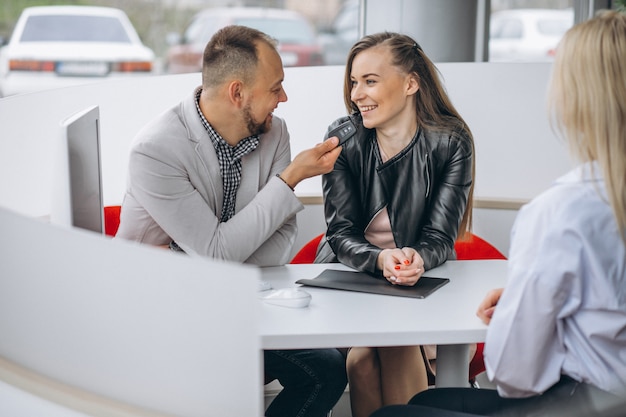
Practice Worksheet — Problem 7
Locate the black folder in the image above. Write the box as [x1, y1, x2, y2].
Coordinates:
[296, 269, 449, 299]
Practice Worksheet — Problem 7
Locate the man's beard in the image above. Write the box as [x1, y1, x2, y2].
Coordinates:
[243, 103, 271, 136]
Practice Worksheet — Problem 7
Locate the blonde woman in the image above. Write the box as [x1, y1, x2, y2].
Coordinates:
[371, 10, 626, 417]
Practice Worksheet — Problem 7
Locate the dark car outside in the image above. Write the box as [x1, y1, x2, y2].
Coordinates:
[165, 7, 324, 74]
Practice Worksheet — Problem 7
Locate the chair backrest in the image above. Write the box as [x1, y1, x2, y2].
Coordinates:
[104, 205, 121, 237]
[290, 233, 324, 264]
[454, 233, 506, 260]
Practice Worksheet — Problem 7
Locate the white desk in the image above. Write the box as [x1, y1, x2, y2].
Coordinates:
[259, 260, 507, 388]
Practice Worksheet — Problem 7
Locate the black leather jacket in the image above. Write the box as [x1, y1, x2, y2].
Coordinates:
[314, 113, 473, 277]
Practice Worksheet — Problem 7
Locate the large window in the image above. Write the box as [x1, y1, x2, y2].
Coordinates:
[489, 0, 575, 62]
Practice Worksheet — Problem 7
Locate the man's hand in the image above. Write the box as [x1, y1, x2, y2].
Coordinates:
[476, 288, 504, 325]
[279, 136, 341, 189]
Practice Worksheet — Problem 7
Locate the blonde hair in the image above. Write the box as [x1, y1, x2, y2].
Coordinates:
[549, 10, 626, 240]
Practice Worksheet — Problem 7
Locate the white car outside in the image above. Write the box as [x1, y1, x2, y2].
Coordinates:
[0, 6, 155, 97]
[489, 8, 574, 62]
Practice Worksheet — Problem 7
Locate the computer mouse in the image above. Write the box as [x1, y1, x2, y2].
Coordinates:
[261, 288, 312, 308]
[258, 279, 273, 292]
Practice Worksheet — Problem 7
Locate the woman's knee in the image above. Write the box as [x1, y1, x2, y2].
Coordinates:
[377, 345, 422, 363]
[347, 347, 380, 381]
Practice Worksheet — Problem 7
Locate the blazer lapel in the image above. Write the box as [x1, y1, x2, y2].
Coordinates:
[181, 92, 224, 217]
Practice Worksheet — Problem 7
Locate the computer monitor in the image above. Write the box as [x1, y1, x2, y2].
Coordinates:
[50, 105, 104, 234]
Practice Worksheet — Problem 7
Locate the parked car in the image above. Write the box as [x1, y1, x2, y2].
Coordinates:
[489, 8, 574, 62]
[318, 0, 359, 66]
[0, 6, 155, 97]
[165, 7, 324, 74]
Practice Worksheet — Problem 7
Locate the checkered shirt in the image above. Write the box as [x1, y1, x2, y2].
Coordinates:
[195, 89, 259, 222]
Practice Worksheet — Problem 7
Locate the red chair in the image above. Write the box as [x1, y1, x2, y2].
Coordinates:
[104, 205, 121, 237]
[454, 233, 506, 261]
[454, 233, 507, 385]
[290, 233, 324, 263]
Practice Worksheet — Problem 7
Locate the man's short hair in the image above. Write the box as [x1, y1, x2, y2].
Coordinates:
[202, 25, 278, 89]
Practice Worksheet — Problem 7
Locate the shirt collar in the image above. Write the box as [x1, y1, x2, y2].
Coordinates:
[194, 87, 259, 153]
[557, 161, 603, 185]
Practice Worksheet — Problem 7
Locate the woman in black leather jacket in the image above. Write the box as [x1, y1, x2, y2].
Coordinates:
[314, 32, 475, 417]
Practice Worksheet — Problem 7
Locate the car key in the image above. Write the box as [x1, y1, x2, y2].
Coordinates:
[328, 119, 357, 146]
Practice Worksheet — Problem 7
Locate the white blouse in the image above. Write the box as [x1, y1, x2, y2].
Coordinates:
[485, 163, 626, 398]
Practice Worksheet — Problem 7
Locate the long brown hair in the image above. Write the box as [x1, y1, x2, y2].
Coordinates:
[344, 32, 475, 238]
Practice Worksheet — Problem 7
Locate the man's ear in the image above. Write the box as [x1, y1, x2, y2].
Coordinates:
[228, 80, 245, 107]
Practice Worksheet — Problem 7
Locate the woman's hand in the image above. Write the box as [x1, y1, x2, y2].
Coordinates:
[476, 288, 504, 325]
[377, 247, 424, 286]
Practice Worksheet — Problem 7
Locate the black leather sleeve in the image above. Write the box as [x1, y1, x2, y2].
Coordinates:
[412, 127, 473, 270]
[317, 115, 384, 276]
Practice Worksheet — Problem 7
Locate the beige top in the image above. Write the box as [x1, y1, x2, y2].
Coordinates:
[365, 207, 394, 249]
[364, 142, 394, 248]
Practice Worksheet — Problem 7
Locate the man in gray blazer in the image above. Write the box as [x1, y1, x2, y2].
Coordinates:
[116, 26, 346, 417]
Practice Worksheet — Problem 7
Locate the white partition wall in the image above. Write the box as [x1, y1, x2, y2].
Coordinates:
[0, 63, 571, 213]
[0, 207, 262, 417]
[0, 73, 200, 218]
[0, 63, 573, 255]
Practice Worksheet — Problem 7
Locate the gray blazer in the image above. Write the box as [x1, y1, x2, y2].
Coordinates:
[116, 89, 303, 266]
